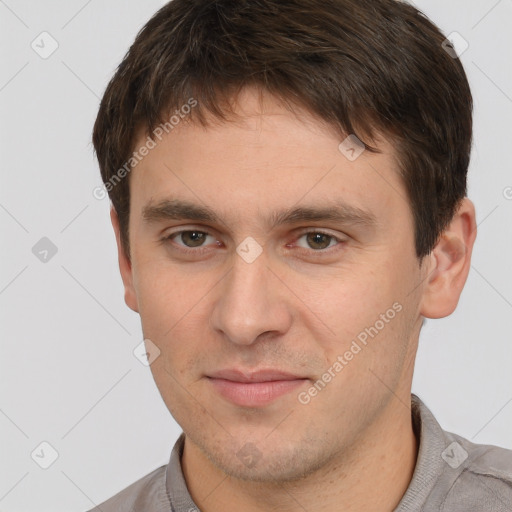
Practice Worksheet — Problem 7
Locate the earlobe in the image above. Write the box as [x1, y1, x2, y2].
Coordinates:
[110, 207, 139, 313]
[420, 198, 477, 319]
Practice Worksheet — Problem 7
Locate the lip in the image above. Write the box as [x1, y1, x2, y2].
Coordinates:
[207, 369, 309, 407]
[209, 368, 305, 382]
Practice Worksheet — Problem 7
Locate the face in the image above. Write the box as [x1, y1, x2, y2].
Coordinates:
[117, 87, 430, 482]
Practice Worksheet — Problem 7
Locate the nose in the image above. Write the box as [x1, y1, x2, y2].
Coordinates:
[209, 249, 293, 346]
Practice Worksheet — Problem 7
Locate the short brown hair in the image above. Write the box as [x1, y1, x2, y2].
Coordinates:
[93, 0, 472, 261]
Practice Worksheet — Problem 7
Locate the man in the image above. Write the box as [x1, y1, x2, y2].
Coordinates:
[90, 0, 512, 510]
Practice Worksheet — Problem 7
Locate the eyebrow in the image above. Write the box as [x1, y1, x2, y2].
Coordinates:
[142, 198, 377, 230]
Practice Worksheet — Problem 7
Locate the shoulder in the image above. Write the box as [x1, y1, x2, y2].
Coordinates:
[436, 432, 512, 511]
[402, 395, 512, 512]
[86, 465, 170, 512]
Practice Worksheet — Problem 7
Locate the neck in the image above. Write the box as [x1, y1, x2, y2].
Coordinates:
[181, 396, 418, 512]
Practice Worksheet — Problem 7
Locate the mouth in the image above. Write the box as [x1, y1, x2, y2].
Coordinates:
[206, 369, 309, 407]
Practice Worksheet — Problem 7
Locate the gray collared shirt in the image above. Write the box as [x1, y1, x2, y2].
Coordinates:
[89, 394, 512, 511]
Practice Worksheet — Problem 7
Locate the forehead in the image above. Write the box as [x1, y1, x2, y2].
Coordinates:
[128, 88, 408, 232]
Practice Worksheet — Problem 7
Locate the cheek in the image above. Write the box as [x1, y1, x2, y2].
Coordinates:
[134, 264, 215, 374]
[299, 262, 412, 373]
[298, 266, 394, 331]
[133, 259, 212, 333]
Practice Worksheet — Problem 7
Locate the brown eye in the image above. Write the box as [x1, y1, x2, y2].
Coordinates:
[305, 232, 334, 250]
[178, 231, 209, 247]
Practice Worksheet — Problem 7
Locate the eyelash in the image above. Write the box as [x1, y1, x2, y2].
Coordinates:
[160, 229, 345, 257]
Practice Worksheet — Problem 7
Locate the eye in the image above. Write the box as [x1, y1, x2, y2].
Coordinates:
[164, 230, 218, 249]
[294, 231, 343, 251]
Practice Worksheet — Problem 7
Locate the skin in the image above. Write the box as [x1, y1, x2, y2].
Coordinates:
[111, 86, 477, 511]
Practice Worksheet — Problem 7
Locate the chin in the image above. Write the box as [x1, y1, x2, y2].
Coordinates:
[199, 434, 335, 484]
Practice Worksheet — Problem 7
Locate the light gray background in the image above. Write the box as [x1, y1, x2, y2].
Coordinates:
[1, 1, 511, 510]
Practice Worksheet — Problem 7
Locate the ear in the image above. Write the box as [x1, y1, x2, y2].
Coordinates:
[110, 207, 139, 313]
[420, 198, 477, 319]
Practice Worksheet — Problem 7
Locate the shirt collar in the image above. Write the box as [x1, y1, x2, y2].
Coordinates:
[394, 393, 448, 510]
